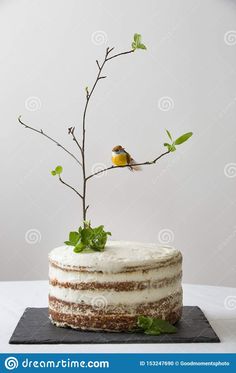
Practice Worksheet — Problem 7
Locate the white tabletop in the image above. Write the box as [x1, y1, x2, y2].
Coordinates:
[0, 281, 235, 353]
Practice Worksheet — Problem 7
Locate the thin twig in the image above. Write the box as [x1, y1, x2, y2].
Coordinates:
[59, 176, 83, 199]
[96, 60, 101, 70]
[106, 49, 134, 61]
[68, 126, 83, 155]
[107, 47, 115, 54]
[86, 150, 170, 181]
[18, 116, 82, 167]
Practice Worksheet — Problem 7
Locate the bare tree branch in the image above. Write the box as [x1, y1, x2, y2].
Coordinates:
[18, 116, 82, 167]
[80, 46, 136, 222]
[86, 150, 170, 181]
[19, 44, 144, 225]
[58, 175, 83, 199]
[106, 49, 134, 61]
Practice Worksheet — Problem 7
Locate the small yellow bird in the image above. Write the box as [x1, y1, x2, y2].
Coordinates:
[112, 145, 142, 171]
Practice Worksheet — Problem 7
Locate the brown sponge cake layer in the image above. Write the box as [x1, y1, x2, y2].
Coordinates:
[49, 290, 182, 331]
[49, 308, 182, 332]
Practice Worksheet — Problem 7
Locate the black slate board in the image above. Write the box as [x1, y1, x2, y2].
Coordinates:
[9, 306, 220, 344]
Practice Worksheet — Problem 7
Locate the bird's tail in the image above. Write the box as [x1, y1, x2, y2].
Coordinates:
[129, 159, 142, 171]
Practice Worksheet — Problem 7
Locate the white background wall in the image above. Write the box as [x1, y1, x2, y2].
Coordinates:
[0, 0, 235, 286]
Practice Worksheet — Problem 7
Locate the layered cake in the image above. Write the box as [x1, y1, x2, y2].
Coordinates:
[49, 241, 183, 331]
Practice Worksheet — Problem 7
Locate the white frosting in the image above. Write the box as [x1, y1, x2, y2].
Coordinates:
[49, 242, 182, 311]
[49, 262, 182, 284]
[49, 280, 182, 306]
[49, 241, 180, 273]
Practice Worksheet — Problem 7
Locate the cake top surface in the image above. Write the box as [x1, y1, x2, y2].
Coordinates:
[49, 241, 181, 273]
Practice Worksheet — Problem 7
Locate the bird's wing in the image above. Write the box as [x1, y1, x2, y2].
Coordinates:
[123, 150, 142, 171]
[124, 150, 132, 164]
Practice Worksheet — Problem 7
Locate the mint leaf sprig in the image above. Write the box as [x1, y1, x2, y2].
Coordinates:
[164, 130, 193, 152]
[137, 315, 177, 335]
[65, 221, 111, 253]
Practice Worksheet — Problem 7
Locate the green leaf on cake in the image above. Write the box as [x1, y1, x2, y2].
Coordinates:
[74, 242, 85, 253]
[69, 231, 79, 244]
[137, 315, 177, 335]
[64, 221, 111, 253]
[64, 241, 73, 246]
[132, 33, 147, 51]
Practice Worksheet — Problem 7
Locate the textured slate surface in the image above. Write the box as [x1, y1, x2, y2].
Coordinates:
[9, 306, 220, 344]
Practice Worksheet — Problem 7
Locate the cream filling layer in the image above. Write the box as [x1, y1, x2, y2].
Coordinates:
[49, 280, 182, 305]
[49, 262, 182, 284]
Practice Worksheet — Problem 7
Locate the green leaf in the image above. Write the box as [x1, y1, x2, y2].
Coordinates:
[174, 132, 193, 145]
[164, 143, 172, 152]
[55, 165, 63, 175]
[138, 43, 147, 50]
[137, 316, 153, 330]
[69, 231, 79, 245]
[51, 165, 63, 176]
[152, 319, 177, 334]
[137, 315, 177, 335]
[65, 223, 112, 254]
[170, 144, 176, 152]
[166, 129, 173, 141]
[134, 33, 141, 44]
[74, 242, 85, 253]
[64, 240, 74, 246]
[144, 329, 161, 335]
[132, 33, 147, 51]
